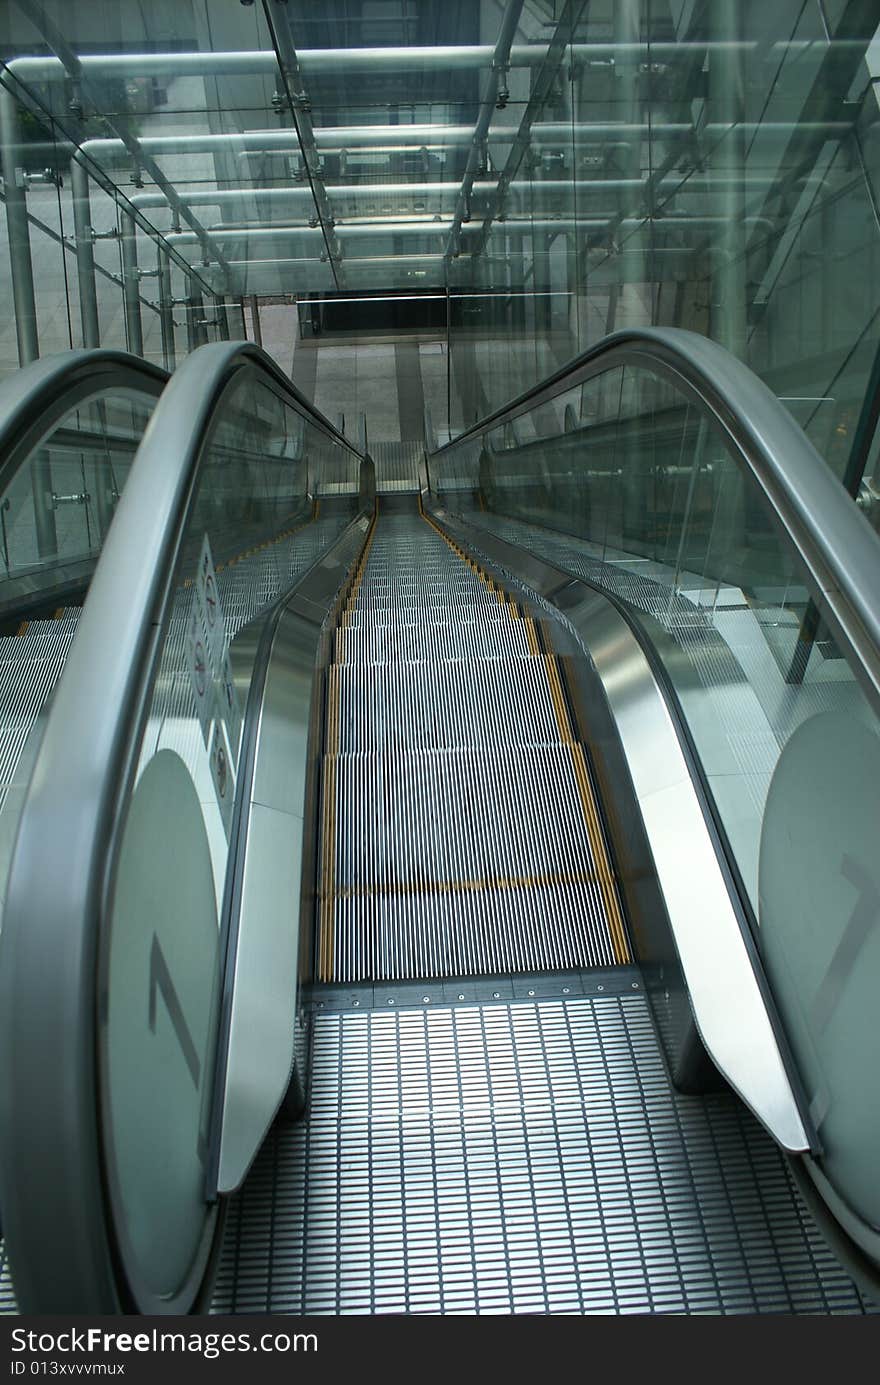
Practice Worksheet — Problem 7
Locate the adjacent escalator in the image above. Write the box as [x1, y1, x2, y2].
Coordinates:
[0, 341, 373, 1314]
[0, 350, 167, 927]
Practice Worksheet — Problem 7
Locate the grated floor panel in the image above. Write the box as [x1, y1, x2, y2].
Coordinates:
[212, 984, 877, 1316]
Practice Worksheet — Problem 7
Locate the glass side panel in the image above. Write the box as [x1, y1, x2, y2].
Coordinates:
[432, 352, 880, 1243]
[99, 368, 360, 1304]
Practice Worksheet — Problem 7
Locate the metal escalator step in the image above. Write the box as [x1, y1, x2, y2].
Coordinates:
[333, 657, 560, 752]
[336, 615, 531, 665]
[351, 584, 502, 613]
[318, 509, 629, 983]
[0, 620, 80, 810]
[0, 652, 75, 725]
[342, 604, 512, 629]
[214, 517, 349, 638]
[0, 621, 79, 658]
[323, 879, 618, 980]
[329, 744, 616, 896]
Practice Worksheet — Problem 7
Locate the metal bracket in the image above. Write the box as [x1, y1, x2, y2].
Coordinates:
[51, 492, 90, 509]
[494, 64, 510, 110]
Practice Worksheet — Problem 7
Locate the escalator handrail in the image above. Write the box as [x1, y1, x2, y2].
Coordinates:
[0, 339, 370, 1311]
[0, 348, 169, 489]
[427, 325, 880, 713]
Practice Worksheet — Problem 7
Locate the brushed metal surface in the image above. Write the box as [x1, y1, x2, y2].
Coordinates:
[217, 801, 304, 1193]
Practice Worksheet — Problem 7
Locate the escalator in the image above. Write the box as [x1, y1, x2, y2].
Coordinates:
[1, 331, 879, 1316]
[0, 350, 167, 941]
[317, 508, 628, 982]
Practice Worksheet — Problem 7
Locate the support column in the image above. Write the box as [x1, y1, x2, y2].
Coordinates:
[120, 209, 143, 357]
[249, 294, 263, 348]
[708, 5, 747, 359]
[213, 294, 230, 340]
[0, 85, 39, 364]
[184, 287, 199, 354]
[614, 0, 646, 327]
[87, 446, 115, 545]
[1, 87, 57, 553]
[193, 292, 209, 348]
[70, 159, 100, 349]
[31, 466, 58, 561]
[157, 249, 175, 371]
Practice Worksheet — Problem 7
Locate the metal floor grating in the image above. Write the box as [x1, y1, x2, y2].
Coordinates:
[318, 511, 629, 981]
[212, 982, 878, 1316]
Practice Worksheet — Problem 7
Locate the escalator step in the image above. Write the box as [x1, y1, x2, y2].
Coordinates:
[316, 512, 629, 982]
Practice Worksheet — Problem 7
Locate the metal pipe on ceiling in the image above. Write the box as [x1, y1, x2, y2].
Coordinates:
[7, 40, 867, 84]
[127, 173, 818, 215]
[76, 118, 851, 167]
[259, 1, 343, 288]
[164, 214, 772, 246]
[443, 0, 525, 262]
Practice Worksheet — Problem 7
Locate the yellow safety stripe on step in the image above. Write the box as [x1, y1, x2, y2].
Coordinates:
[319, 662, 342, 982]
[571, 743, 631, 964]
[421, 506, 521, 624]
[541, 649, 630, 964]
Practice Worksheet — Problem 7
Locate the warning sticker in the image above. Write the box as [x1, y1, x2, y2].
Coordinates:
[208, 719, 236, 837]
[186, 533, 242, 766]
[195, 533, 226, 675]
[185, 601, 214, 749]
